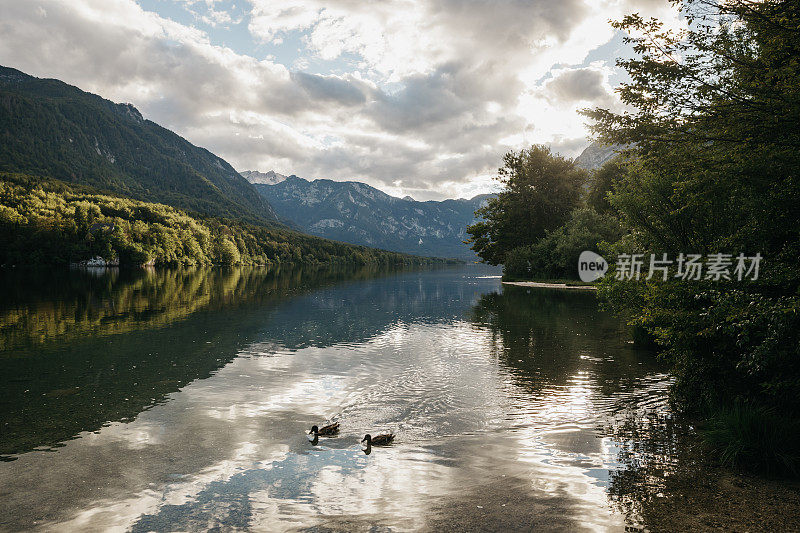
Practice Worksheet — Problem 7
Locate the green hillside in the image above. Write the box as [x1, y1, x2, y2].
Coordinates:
[0, 173, 449, 268]
[0, 65, 277, 224]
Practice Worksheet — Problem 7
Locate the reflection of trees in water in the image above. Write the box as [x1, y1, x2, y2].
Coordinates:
[608, 411, 800, 532]
[469, 285, 661, 399]
[603, 412, 694, 529]
[0, 265, 413, 457]
[0, 265, 400, 352]
[471, 285, 686, 529]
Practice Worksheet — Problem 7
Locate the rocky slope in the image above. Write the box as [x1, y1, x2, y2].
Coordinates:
[240, 170, 288, 185]
[574, 141, 624, 170]
[249, 174, 490, 259]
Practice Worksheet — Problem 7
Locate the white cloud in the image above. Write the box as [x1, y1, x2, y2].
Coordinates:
[0, 0, 681, 199]
[201, 8, 237, 27]
[248, 0, 322, 42]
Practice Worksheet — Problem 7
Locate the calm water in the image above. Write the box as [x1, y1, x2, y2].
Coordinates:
[0, 265, 676, 532]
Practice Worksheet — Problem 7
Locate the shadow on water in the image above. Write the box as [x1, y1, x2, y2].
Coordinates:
[472, 285, 666, 405]
[469, 286, 691, 531]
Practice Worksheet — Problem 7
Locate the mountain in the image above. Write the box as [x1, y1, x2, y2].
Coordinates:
[0, 66, 277, 224]
[240, 170, 288, 185]
[249, 174, 491, 260]
[575, 141, 624, 170]
[0, 172, 449, 268]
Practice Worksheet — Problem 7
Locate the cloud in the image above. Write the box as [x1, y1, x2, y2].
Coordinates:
[201, 8, 235, 27]
[513, 63, 625, 154]
[248, 0, 321, 42]
[0, 0, 680, 199]
[543, 67, 613, 104]
[291, 72, 372, 106]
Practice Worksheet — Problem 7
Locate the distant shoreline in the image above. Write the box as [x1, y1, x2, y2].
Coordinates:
[502, 281, 598, 290]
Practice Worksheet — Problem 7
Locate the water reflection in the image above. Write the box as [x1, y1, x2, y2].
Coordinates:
[0, 266, 679, 531]
[0, 265, 420, 457]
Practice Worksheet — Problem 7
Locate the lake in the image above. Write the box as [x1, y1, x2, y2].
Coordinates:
[0, 265, 679, 531]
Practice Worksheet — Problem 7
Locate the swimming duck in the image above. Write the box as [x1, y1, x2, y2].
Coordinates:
[309, 421, 340, 437]
[361, 432, 394, 447]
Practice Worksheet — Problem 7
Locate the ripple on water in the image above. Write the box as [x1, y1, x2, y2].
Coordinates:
[0, 266, 675, 532]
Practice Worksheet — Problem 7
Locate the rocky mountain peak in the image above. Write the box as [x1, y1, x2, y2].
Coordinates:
[251, 174, 493, 259]
[240, 170, 289, 185]
[574, 141, 625, 170]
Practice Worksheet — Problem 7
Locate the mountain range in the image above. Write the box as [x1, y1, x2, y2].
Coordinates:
[0, 66, 277, 224]
[1, 63, 618, 262]
[248, 174, 491, 260]
[242, 142, 617, 260]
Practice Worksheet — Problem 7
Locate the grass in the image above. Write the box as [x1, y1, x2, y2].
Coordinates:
[702, 400, 800, 477]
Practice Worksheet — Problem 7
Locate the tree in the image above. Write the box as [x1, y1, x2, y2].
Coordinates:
[585, 0, 800, 419]
[585, 0, 800, 261]
[466, 145, 586, 265]
[216, 238, 241, 265]
[586, 158, 627, 216]
[504, 208, 624, 280]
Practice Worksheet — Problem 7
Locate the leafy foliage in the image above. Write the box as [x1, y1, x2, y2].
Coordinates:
[503, 208, 623, 280]
[586, 158, 628, 216]
[466, 145, 586, 265]
[0, 173, 451, 268]
[584, 0, 800, 422]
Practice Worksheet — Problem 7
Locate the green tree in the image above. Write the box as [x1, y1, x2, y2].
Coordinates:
[504, 208, 624, 280]
[586, 0, 800, 423]
[466, 145, 586, 265]
[586, 158, 627, 216]
[585, 0, 800, 259]
[216, 238, 241, 265]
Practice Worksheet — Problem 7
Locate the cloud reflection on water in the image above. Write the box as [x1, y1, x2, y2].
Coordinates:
[0, 266, 670, 532]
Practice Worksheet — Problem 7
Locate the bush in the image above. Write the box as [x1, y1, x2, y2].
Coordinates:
[601, 279, 800, 415]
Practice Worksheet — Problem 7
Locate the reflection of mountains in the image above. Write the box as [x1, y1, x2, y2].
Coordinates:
[0, 266, 393, 353]
[1, 266, 450, 457]
[254, 268, 496, 349]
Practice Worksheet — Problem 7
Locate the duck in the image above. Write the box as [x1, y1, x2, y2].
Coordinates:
[308, 421, 340, 444]
[361, 432, 395, 447]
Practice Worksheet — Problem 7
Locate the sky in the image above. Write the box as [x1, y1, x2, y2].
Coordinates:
[0, 0, 680, 200]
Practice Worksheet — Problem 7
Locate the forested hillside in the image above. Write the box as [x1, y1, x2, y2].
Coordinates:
[0, 66, 277, 224]
[0, 173, 447, 268]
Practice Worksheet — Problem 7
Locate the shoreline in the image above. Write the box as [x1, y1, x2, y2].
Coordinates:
[502, 281, 598, 290]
